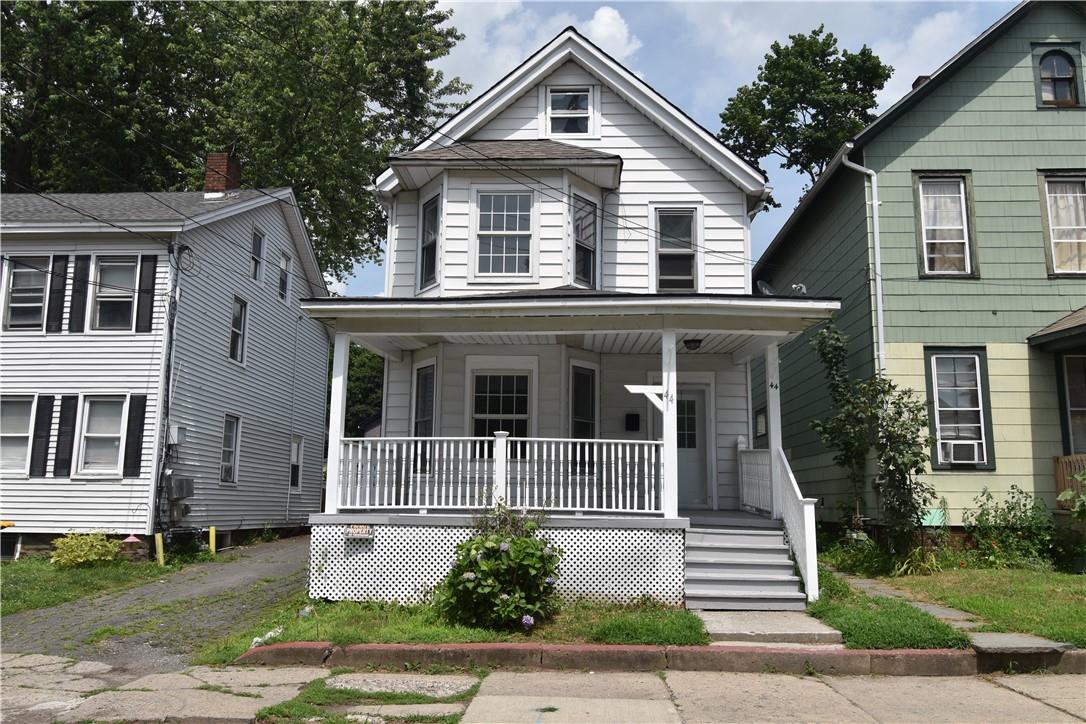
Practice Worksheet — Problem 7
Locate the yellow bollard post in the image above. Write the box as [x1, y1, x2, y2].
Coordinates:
[154, 532, 165, 567]
[209, 527, 217, 556]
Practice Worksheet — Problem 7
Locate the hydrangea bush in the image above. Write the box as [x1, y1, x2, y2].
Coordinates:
[436, 505, 561, 630]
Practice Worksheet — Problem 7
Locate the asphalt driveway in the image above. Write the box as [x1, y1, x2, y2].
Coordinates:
[1, 535, 310, 673]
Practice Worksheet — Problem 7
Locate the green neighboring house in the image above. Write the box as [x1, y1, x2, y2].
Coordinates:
[753, 0, 1085, 525]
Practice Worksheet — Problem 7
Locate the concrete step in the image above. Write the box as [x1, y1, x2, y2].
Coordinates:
[685, 512, 780, 529]
[687, 529, 786, 546]
[685, 591, 808, 611]
[684, 557, 796, 576]
[684, 544, 794, 564]
[685, 573, 804, 594]
[694, 611, 844, 644]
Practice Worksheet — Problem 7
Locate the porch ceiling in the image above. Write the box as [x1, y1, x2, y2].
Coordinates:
[303, 293, 840, 364]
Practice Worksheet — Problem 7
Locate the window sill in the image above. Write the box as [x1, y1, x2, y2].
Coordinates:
[468, 276, 538, 285]
[71, 473, 124, 481]
[930, 462, 996, 472]
[1048, 272, 1086, 279]
[1036, 103, 1085, 110]
[918, 273, 980, 280]
[0, 472, 29, 480]
[417, 281, 440, 295]
[227, 357, 247, 369]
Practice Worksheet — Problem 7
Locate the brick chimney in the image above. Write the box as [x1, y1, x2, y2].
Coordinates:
[912, 75, 931, 90]
[203, 151, 242, 193]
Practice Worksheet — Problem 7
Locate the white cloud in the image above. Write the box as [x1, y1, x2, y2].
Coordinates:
[324, 275, 348, 296]
[585, 6, 642, 61]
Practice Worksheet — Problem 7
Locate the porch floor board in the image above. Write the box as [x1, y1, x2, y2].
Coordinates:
[681, 509, 776, 530]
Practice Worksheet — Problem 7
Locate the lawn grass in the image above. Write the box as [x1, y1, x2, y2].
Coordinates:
[197, 594, 709, 665]
[890, 568, 1086, 647]
[256, 676, 477, 723]
[0, 556, 173, 616]
[808, 567, 971, 650]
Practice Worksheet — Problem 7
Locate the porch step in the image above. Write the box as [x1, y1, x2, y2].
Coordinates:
[685, 591, 808, 612]
[685, 556, 795, 576]
[686, 528, 786, 547]
[685, 543, 792, 563]
[685, 573, 804, 594]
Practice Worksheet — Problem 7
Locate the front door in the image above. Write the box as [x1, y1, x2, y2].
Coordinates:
[677, 386, 708, 507]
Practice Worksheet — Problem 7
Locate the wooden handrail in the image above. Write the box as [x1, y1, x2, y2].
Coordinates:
[1055, 454, 1086, 509]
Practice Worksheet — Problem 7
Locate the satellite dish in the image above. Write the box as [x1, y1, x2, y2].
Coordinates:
[756, 280, 776, 297]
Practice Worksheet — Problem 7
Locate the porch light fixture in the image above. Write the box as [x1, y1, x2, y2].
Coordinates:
[683, 338, 703, 352]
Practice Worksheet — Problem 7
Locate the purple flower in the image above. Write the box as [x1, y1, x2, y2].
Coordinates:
[544, 576, 556, 585]
[521, 614, 535, 630]
[543, 546, 553, 556]
[500, 593, 509, 600]
[499, 541, 510, 552]
[462, 572, 476, 581]
[476, 553, 484, 562]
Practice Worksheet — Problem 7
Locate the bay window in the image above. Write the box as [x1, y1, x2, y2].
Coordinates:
[472, 373, 530, 438]
[476, 192, 532, 276]
[420, 195, 440, 289]
[573, 195, 598, 288]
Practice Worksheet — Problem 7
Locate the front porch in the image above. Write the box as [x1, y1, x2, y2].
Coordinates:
[304, 292, 838, 608]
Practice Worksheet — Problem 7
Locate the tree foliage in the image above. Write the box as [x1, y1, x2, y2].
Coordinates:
[1, 0, 467, 278]
[718, 25, 892, 196]
[811, 324, 933, 547]
[345, 344, 384, 438]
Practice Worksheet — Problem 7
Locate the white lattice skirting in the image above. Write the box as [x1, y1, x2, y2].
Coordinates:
[309, 522, 685, 605]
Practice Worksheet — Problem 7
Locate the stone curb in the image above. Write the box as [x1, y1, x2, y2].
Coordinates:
[235, 642, 1084, 675]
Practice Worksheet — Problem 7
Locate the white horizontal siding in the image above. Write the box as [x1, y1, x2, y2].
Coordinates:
[167, 202, 328, 530]
[0, 241, 169, 533]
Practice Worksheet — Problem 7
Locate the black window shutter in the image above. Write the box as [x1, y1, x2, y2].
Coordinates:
[68, 256, 91, 332]
[53, 395, 79, 477]
[123, 394, 147, 477]
[135, 255, 157, 333]
[29, 395, 54, 477]
[45, 256, 68, 333]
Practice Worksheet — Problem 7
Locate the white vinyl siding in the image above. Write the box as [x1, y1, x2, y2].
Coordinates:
[3, 256, 49, 331]
[919, 178, 971, 275]
[91, 256, 138, 331]
[1, 396, 35, 474]
[1045, 178, 1086, 273]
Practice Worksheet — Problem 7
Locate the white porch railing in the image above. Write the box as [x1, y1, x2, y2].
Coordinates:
[737, 443, 772, 514]
[337, 433, 664, 515]
[773, 446, 819, 602]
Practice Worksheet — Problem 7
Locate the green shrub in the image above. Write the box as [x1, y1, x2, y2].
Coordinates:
[50, 532, 122, 568]
[962, 486, 1055, 568]
[820, 538, 896, 577]
[435, 505, 561, 630]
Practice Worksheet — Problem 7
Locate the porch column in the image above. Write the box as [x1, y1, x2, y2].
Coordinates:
[765, 342, 783, 520]
[661, 329, 679, 518]
[325, 331, 350, 514]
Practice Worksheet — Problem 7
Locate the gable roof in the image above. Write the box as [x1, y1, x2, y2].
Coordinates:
[1028, 305, 1086, 348]
[2, 188, 328, 296]
[375, 27, 767, 197]
[755, 0, 1048, 277]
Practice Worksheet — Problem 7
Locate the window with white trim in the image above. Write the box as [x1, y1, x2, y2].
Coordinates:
[413, 364, 436, 437]
[477, 192, 532, 276]
[92, 256, 137, 330]
[420, 195, 439, 289]
[1045, 178, 1086, 273]
[220, 414, 240, 483]
[570, 365, 596, 439]
[656, 208, 696, 291]
[1065, 355, 1086, 455]
[930, 353, 988, 465]
[472, 373, 529, 438]
[250, 229, 264, 281]
[1, 396, 35, 473]
[918, 178, 971, 274]
[77, 396, 125, 474]
[289, 434, 303, 487]
[573, 195, 597, 288]
[3, 257, 49, 330]
[278, 254, 291, 301]
[547, 87, 590, 135]
[229, 296, 247, 362]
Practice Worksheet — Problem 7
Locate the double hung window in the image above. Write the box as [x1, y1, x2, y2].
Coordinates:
[3, 257, 49, 330]
[929, 353, 989, 465]
[0, 397, 34, 473]
[1045, 178, 1086, 274]
[78, 396, 125, 474]
[92, 257, 137, 330]
[220, 414, 240, 483]
[413, 365, 436, 437]
[548, 88, 590, 135]
[420, 195, 440, 288]
[278, 255, 291, 300]
[573, 196, 597, 287]
[477, 192, 532, 276]
[472, 374, 529, 438]
[229, 297, 248, 362]
[250, 230, 264, 281]
[918, 178, 971, 274]
[656, 209, 696, 291]
[570, 365, 596, 439]
[1040, 51, 1078, 106]
[289, 435, 303, 487]
[1065, 356, 1086, 455]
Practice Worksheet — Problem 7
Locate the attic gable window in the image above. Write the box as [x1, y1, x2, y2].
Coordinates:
[548, 87, 591, 135]
[1040, 51, 1077, 106]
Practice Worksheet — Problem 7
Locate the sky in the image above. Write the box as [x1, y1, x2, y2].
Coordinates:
[339, 0, 1016, 296]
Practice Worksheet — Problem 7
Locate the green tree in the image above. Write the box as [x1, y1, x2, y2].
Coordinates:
[1, 0, 467, 279]
[345, 344, 384, 438]
[718, 25, 892, 196]
[811, 324, 933, 548]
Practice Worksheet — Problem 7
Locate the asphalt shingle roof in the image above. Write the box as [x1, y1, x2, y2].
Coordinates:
[1, 189, 280, 224]
[1029, 305, 1086, 342]
[391, 140, 620, 163]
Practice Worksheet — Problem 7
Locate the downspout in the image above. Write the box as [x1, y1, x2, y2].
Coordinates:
[840, 142, 886, 375]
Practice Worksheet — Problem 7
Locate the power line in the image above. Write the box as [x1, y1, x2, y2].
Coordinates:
[1, 254, 168, 297]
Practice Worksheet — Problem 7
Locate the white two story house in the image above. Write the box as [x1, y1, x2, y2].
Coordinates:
[302, 29, 839, 610]
[1, 158, 330, 548]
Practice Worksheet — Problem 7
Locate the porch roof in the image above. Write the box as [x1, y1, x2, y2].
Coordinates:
[301, 291, 839, 363]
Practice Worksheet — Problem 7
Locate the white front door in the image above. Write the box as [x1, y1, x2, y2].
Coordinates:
[677, 386, 708, 507]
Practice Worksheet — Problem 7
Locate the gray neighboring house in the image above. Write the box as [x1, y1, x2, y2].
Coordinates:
[0, 156, 330, 545]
